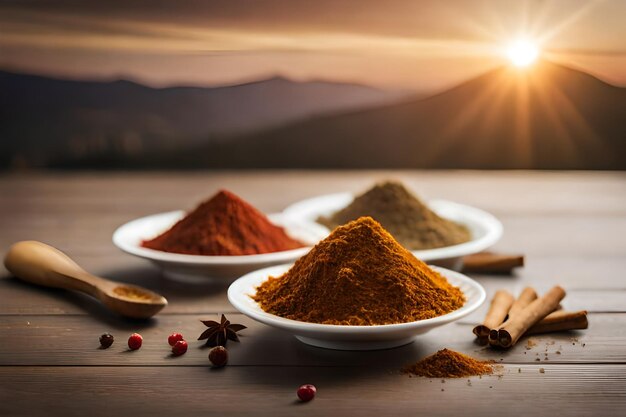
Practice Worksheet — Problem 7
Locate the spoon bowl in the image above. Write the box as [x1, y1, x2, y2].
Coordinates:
[101, 283, 168, 319]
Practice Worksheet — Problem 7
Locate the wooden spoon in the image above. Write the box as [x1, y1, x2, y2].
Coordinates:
[4, 241, 168, 319]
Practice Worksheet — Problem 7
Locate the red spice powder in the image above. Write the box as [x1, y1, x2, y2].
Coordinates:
[142, 190, 304, 256]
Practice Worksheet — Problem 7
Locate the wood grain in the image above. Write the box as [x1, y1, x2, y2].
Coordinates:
[2, 171, 625, 215]
[1, 365, 624, 417]
[0, 171, 625, 417]
[0, 313, 617, 366]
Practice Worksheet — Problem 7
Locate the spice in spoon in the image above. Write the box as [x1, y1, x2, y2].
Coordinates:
[254, 217, 465, 325]
[142, 190, 304, 256]
[113, 286, 155, 301]
[319, 181, 471, 250]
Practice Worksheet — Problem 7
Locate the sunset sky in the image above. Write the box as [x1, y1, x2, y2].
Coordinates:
[1, 0, 625, 91]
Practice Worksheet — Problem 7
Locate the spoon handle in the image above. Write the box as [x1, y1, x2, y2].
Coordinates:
[4, 241, 104, 297]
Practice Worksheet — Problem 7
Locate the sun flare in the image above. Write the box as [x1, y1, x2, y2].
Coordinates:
[506, 40, 540, 68]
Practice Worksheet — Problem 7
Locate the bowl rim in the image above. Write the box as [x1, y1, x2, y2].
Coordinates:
[227, 263, 486, 334]
[282, 192, 503, 261]
[112, 210, 323, 265]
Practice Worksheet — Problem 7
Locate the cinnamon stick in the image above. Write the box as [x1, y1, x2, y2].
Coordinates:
[462, 252, 524, 274]
[508, 287, 538, 318]
[473, 290, 514, 343]
[526, 310, 588, 335]
[487, 287, 537, 345]
[494, 286, 566, 348]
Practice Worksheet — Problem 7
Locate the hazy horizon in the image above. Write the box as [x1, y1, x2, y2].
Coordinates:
[1, 58, 623, 95]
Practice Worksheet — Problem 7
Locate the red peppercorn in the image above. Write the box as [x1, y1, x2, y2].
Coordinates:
[208, 346, 228, 367]
[168, 333, 184, 346]
[128, 333, 143, 350]
[172, 340, 188, 356]
[297, 384, 316, 402]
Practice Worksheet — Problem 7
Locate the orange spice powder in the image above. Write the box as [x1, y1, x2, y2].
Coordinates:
[253, 216, 465, 325]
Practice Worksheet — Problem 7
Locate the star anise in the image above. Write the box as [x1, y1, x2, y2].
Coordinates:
[198, 314, 247, 347]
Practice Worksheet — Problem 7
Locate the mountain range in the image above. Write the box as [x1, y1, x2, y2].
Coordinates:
[2, 61, 625, 170]
[173, 61, 625, 170]
[0, 70, 403, 169]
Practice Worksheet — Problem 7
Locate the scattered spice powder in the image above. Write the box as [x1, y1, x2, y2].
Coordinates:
[142, 190, 303, 255]
[253, 217, 465, 325]
[318, 181, 471, 250]
[403, 349, 495, 378]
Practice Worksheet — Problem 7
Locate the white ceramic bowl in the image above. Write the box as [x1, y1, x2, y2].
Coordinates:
[228, 264, 486, 350]
[282, 193, 503, 271]
[113, 211, 327, 282]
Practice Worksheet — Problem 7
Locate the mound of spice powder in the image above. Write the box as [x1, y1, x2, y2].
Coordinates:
[319, 181, 471, 250]
[402, 349, 495, 378]
[253, 216, 465, 325]
[142, 190, 304, 256]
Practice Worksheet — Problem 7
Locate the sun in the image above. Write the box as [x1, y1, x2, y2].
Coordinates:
[506, 39, 540, 67]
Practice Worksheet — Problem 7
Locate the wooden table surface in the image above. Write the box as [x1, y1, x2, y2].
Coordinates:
[1, 171, 625, 417]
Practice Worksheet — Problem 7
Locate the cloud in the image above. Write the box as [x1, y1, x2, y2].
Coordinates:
[0, 1, 480, 38]
[1, 0, 624, 88]
[0, 6, 498, 58]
